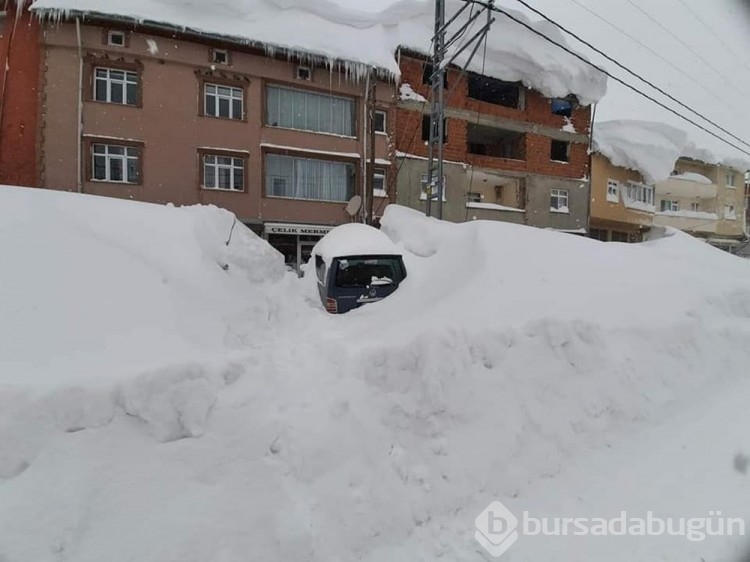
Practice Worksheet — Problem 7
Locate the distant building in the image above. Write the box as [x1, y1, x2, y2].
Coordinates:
[589, 153, 654, 242]
[394, 52, 592, 234]
[654, 157, 746, 252]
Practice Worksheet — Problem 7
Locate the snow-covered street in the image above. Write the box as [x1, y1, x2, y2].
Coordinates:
[1, 186, 749, 561]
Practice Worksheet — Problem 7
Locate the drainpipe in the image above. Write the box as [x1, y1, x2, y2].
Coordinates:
[75, 16, 83, 192]
[586, 102, 596, 236]
[361, 70, 369, 224]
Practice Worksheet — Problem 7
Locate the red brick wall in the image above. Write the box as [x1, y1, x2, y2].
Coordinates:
[0, 5, 41, 187]
[396, 54, 590, 179]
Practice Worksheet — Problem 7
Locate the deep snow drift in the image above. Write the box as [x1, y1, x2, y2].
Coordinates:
[30, 0, 607, 104]
[2, 188, 750, 561]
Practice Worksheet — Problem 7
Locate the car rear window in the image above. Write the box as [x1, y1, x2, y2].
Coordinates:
[333, 257, 405, 288]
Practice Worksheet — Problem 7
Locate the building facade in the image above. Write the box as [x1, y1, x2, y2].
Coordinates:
[395, 53, 592, 233]
[589, 153, 654, 242]
[0, 5, 397, 272]
[653, 157, 746, 252]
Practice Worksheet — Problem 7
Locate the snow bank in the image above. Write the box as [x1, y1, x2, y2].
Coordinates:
[592, 119, 688, 183]
[3, 195, 750, 562]
[30, 0, 607, 103]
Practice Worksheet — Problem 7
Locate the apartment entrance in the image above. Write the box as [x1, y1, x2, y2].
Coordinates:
[264, 222, 334, 275]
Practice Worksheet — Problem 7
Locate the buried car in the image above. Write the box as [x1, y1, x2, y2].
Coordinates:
[311, 223, 407, 314]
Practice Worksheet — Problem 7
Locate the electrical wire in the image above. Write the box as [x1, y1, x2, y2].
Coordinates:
[565, 0, 747, 119]
[622, 0, 748, 101]
[508, 0, 750, 150]
[477, 1, 750, 159]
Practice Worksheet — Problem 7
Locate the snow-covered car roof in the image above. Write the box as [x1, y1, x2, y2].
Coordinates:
[313, 223, 402, 265]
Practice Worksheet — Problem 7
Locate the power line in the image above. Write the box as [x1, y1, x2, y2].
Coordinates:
[623, 0, 748, 101]
[673, 0, 750, 77]
[565, 0, 747, 119]
[507, 0, 750, 150]
[472, 1, 750, 159]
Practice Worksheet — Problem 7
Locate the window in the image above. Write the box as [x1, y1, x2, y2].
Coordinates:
[94, 67, 138, 105]
[725, 205, 737, 219]
[550, 140, 570, 163]
[660, 200, 679, 212]
[589, 228, 608, 242]
[467, 192, 482, 203]
[422, 62, 448, 89]
[467, 123, 525, 160]
[266, 85, 355, 137]
[374, 110, 387, 134]
[606, 179, 619, 203]
[611, 231, 629, 243]
[551, 98, 573, 117]
[690, 202, 700, 212]
[421, 115, 447, 142]
[91, 144, 140, 183]
[296, 66, 312, 81]
[211, 49, 229, 65]
[373, 169, 387, 197]
[204, 83, 243, 120]
[107, 30, 126, 47]
[550, 189, 569, 212]
[420, 173, 447, 201]
[202, 154, 245, 191]
[468, 72, 521, 109]
[334, 256, 406, 288]
[265, 153, 355, 202]
[625, 182, 654, 206]
[726, 172, 736, 187]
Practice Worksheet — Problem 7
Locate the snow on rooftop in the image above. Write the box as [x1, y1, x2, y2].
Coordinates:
[30, 0, 607, 103]
[592, 119, 688, 183]
[670, 172, 712, 185]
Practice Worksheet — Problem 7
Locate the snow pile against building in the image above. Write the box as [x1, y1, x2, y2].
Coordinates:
[30, 0, 607, 103]
[2, 192, 750, 561]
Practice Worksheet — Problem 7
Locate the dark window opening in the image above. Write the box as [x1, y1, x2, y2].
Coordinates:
[610, 231, 629, 243]
[589, 228, 608, 241]
[422, 62, 448, 89]
[421, 115, 447, 142]
[550, 140, 570, 162]
[468, 72, 521, 109]
[467, 123, 526, 160]
[374, 110, 387, 133]
[467, 192, 482, 203]
[334, 257, 406, 288]
[551, 98, 573, 117]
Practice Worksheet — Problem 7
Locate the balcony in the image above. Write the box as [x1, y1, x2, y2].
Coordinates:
[657, 174, 718, 200]
[653, 210, 718, 235]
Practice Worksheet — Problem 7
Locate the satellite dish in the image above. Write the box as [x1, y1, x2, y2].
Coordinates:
[345, 194, 362, 216]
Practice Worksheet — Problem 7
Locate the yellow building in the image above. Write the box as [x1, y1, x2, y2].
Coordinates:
[654, 157, 746, 251]
[589, 153, 654, 242]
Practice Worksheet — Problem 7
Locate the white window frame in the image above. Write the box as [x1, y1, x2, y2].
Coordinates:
[94, 67, 138, 105]
[606, 179, 619, 203]
[374, 110, 387, 134]
[204, 83, 244, 120]
[725, 204, 737, 219]
[690, 202, 700, 212]
[550, 188, 569, 212]
[467, 191, 483, 203]
[625, 181, 654, 206]
[202, 154, 245, 192]
[373, 169, 388, 197]
[107, 30, 126, 47]
[266, 85, 356, 137]
[660, 200, 679, 212]
[91, 143, 139, 184]
[420, 173, 447, 201]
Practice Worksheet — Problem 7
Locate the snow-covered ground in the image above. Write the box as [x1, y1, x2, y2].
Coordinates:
[2, 187, 750, 561]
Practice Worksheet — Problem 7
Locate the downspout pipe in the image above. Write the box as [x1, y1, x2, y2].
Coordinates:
[76, 16, 83, 192]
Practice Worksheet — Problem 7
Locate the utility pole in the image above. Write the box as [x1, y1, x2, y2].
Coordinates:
[425, 0, 495, 218]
